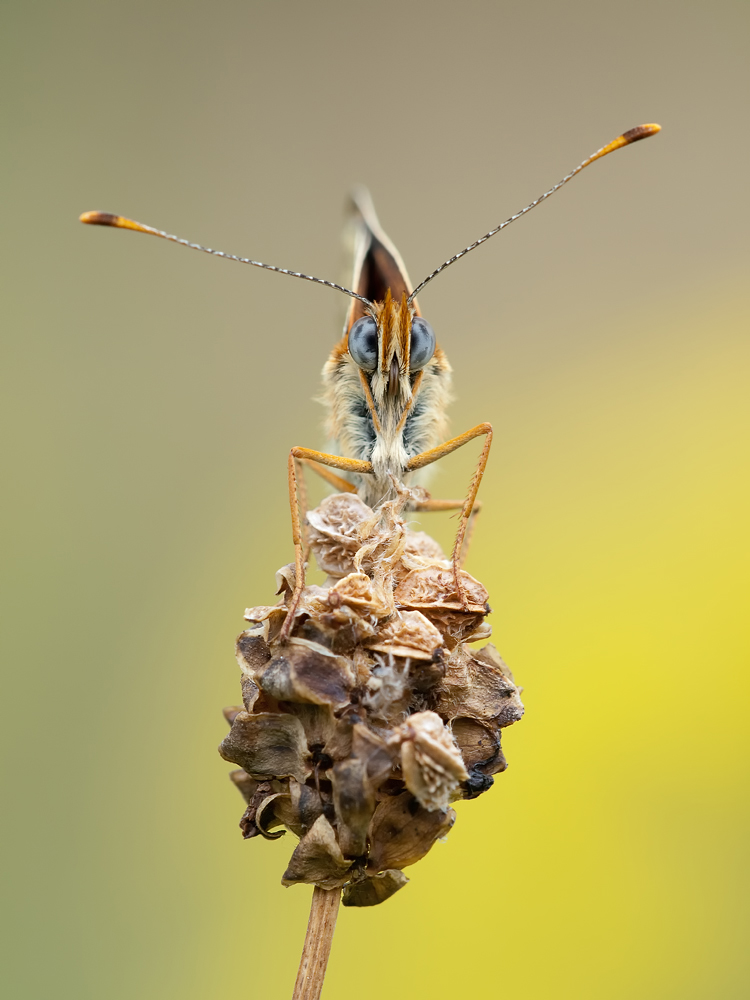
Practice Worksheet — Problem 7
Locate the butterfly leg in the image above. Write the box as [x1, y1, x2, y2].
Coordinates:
[299, 458, 359, 495]
[406, 422, 493, 608]
[282, 448, 373, 641]
[294, 460, 358, 575]
[291, 456, 313, 575]
[410, 497, 484, 567]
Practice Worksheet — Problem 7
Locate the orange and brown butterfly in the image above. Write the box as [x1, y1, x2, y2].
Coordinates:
[80, 123, 661, 638]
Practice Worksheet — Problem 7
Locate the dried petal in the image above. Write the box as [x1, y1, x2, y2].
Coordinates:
[329, 572, 392, 618]
[281, 815, 353, 890]
[235, 630, 272, 709]
[255, 792, 289, 840]
[451, 717, 506, 774]
[287, 780, 324, 836]
[320, 714, 355, 762]
[235, 630, 272, 677]
[258, 643, 354, 708]
[351, 723, 392, 785]
[281, 703, 336, 753]
[472, 645, 524, 725]
[366, 792, 455, 873]
[238, 779, 274, 839]
[240, 677, 260, 712]
[402, 530, 447, 565]
[310, 607, 377, 651]
[390, 711, 468, 811]
[436, 644, 524, 727]
[242, 606, 288, 644]
[394, 565, 489, 613]
[331, 758, 376, 857]
[218, 712, 310, 783]
[364, 610, 444, 661]
[306, 494, 372, 577]
[409, 657, 447, 696]
[256, 656, 297, 701]
[274, 563, 297, 597]
[287, 584, 333, 624]
[342, 870, 409, 907]
[462, 619, 493, 644]
[419, 608, 490, 649]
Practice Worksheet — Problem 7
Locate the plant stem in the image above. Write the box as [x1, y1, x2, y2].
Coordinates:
[292, 886, 341, 1000]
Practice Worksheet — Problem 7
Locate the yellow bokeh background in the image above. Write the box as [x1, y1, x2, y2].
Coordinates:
[2, 2, 749, 998]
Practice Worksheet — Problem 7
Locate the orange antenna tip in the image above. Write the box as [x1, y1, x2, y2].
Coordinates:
[585, 123, 662, 167]
[79, 211, 152, 233]
[623, 123, 662, 143]
[80, 211, 115, 225]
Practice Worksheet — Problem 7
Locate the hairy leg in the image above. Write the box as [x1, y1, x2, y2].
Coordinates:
[410, 497, 484, 567]
[282, 448, 373, 641]
[406, 423, 493, 607]
[300, 458, 358, 495]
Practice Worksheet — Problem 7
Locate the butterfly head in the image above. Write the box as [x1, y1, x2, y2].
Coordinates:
[345, 289, 437, 412]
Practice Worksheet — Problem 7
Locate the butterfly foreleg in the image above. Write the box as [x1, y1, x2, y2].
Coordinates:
[299, 458, 359, 495]
[282, 448, 373, 641]
[406, 422, 493, 607]
[410, 497, 484, 567]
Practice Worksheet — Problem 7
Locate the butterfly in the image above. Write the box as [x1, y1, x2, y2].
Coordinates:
[81, 124, 660, 638]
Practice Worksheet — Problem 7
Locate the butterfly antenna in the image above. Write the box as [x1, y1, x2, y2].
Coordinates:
[408, 123, 661, 303]
[79, 212, 374, 308]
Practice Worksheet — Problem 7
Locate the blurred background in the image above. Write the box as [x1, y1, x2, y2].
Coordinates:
[2, 1, 749, 997]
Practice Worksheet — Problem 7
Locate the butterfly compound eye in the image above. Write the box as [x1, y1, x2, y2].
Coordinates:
[348, 315, 379, 371]
[409, 317, 436, 370]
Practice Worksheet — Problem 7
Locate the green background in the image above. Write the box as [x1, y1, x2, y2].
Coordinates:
[2, 1, 749, 997]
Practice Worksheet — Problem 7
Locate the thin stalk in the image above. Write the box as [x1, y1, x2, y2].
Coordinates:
[292, 886, 341, 1000]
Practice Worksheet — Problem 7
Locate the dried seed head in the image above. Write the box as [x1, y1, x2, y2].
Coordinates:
[219, 491, 524, 905]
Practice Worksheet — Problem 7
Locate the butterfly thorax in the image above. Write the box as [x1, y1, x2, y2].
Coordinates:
[322, 291, 452, 508]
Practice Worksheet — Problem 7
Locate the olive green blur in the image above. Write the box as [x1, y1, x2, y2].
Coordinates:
[2, 1, 749, 998]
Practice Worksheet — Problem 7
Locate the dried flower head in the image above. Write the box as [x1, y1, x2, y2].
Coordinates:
[219, 490, 523, 906]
